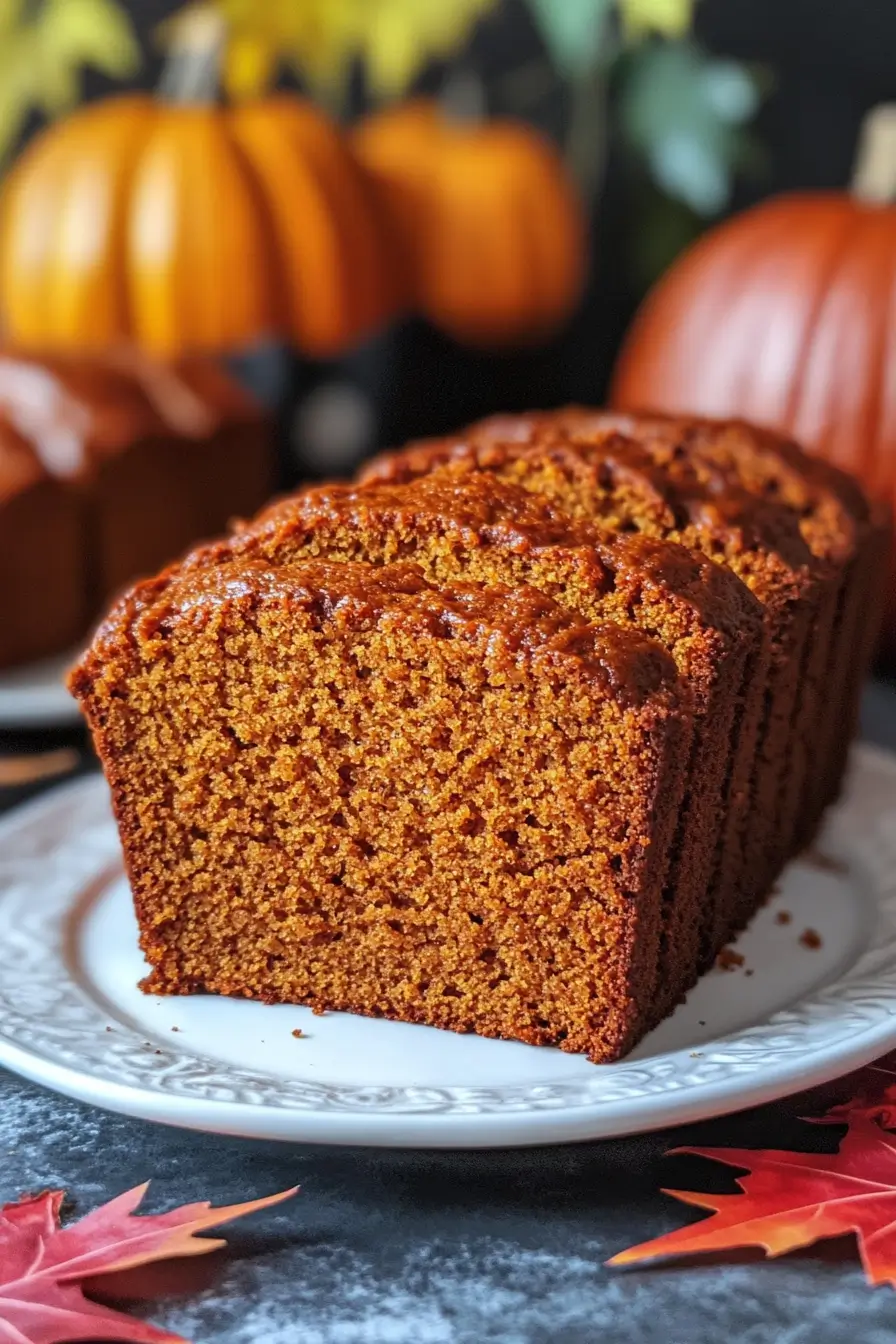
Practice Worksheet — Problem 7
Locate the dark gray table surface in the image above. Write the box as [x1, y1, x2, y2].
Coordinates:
[2, 682, 896, 1344]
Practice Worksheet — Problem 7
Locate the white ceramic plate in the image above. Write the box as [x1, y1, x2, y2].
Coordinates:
[1, 744, 895, 1148]
[0, 648, 82, 728]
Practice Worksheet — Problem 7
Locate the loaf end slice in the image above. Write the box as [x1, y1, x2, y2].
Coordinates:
[70, 559, 691, 1063]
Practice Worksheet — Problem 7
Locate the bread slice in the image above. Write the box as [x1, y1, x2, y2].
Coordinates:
[193, 470, 762, 1017]
[360, 418, 824, 943]
[590, 411, 890, 853]
[70, 559, 691, 1062]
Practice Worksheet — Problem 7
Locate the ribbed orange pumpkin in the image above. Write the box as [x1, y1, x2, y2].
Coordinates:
[0, 92, 403, 359]
[353, 99, 585, 348]
[611, 191, 896, 658]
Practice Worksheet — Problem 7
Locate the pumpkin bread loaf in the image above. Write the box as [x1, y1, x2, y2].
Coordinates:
[0, 348, 273, 668]
[361, 421, 824, 941]
[70, 559, 692, 1063]
[186, 471, 763, 1017]
[71, 405, 885, 1064]
[0, 418, 87, 667]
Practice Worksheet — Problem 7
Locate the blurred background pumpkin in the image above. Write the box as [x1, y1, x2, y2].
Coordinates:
[353, 97, 584, 348]
[0, 7, 404, 359]
[611, 103, 896, 661]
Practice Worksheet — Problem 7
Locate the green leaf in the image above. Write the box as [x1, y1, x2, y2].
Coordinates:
[526, 0, 613, 79]
[701, 59, 760, 123]
[619, 39, 763, 215]
[629, 185, 702, 287]
[651, 130, 729, 213]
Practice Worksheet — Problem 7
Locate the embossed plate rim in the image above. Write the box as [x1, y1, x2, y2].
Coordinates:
[0, 745, 895, 1147]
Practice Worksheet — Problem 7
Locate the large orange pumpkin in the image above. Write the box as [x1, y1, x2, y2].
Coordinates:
[0, 92, 403, 359]
[611, 191, 896, 657]
[353, 99, 585, 348]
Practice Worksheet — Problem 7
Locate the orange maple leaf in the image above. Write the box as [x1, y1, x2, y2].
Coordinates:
[0, 1180, 298, 1342]
[607, 1117, 896, 1288]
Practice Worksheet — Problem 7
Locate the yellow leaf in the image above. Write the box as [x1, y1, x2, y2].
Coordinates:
[176, 0, 495, 101]
[0, 0, 27, 39]
[0, 0, 137, 162]
[363, 9, 423, 98]
[0, 29, 38, 156]
[356, 0, 494, 98]
[37, 0, 139, 81]
[223, 33, 278, 100]
[618, 0, 696, 40]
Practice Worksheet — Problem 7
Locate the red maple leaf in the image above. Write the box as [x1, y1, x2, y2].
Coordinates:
[0, 1181, 298, 1342]
[818, 1062, 896, 1128]
[607, 1117, 896, 1287]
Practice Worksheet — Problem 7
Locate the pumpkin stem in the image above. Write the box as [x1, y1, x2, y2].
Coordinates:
[439, 68, 487, 124]
[157, 2, 226, 104]
[851, 103, 896, 204]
